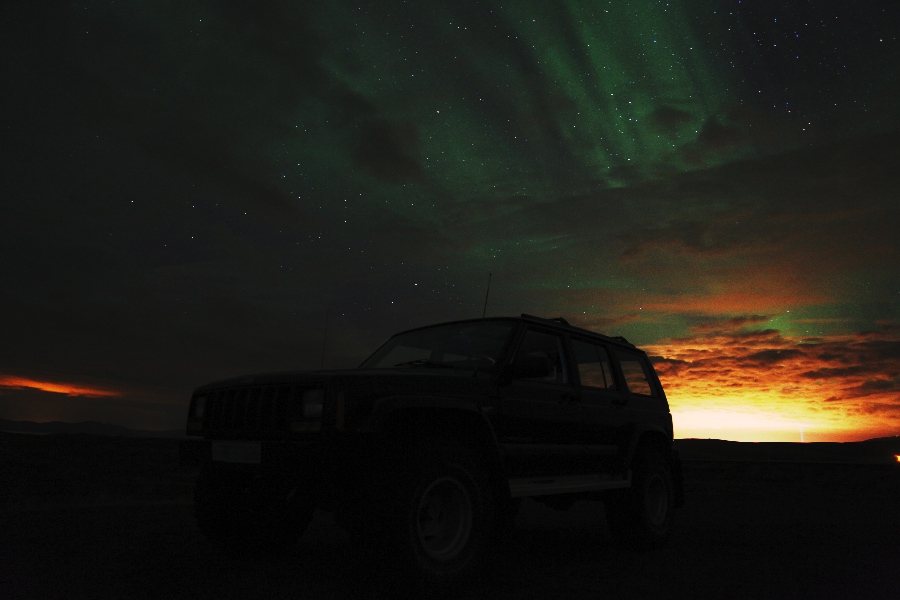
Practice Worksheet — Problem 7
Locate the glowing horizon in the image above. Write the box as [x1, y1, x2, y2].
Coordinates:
[669, 406, 894, 443]
[647, 325, 900, 443]
[0, 375, 123, 399]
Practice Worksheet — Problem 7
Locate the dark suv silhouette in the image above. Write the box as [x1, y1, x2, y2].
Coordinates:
[186, 314, 684, 591]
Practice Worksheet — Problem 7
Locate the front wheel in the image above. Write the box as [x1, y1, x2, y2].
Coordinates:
[605, 447, 674, 550]
[356, 443, 497, 593]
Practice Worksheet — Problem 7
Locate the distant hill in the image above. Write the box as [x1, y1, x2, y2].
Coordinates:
[675, 437, 900, 464]
[0, 418, 188, 439]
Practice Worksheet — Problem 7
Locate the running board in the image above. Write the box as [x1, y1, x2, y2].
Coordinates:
[508, 472, 631, 498]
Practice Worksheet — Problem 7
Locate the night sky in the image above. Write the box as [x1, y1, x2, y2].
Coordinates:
[3, 1, 899, 441]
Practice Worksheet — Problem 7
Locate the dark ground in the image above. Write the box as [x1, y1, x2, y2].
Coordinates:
[1, 433, 898, 599]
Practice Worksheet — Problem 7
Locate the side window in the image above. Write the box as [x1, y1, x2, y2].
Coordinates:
[615, 350, 656, 396]
[514, 329, 568, 384]
[571, 339, 616, 390]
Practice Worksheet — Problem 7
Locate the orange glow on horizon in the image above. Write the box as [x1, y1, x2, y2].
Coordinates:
[0, 375, 123, 398]
[673, 407, 820, 442]
[647, 326, 900, 443]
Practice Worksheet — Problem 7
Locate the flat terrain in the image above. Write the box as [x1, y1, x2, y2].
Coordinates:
[2, 433, 899, 599]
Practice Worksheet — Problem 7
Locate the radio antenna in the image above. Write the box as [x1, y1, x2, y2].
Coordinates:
[320, 309, 329, 369]
[481, 272, 492, 319]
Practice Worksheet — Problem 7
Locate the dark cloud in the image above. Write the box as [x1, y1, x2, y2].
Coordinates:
[134, 119, 311, 221]
[696, 119, 744, 152]
[689, 315, 772, 333]
[607, 164, 646, 186]
[648, 106, 694, 136]
[352, 120, 425, 184]
[745, 349, 806, 364]
[858, 379, 898, 392]
[679, 104, 808, 168]
[855, 339, 900, 362]
[648, 356, 690, 377]
[801, 366, 868, 379]
[614, 132, 900, 303]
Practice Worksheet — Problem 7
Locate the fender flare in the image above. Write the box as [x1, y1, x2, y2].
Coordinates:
[623, 423, 672, 463]
[624, 423, 685, 508]
[361, 394, 509, 500]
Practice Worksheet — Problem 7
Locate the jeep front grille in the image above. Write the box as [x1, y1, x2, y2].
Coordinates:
[201, 384, 315, 435]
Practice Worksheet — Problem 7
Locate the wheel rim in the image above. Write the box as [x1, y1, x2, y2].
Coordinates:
[416, 475, 473, 561]
[644, 473, 669, 528]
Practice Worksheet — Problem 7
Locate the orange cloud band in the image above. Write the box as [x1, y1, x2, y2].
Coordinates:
[0, 375, 123, 398]
[646, 327, 900, 441]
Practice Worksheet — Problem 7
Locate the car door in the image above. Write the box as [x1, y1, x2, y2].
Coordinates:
[570, 337, 631, 473]
[612, 347, 670, 433]
[497, 326, 583, 475]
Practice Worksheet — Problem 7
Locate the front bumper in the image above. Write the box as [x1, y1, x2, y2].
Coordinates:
[182, 434, 381, 512]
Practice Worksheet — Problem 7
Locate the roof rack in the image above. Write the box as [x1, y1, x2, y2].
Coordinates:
[520, 313, 570, 326]
[520, 313, 632, 346]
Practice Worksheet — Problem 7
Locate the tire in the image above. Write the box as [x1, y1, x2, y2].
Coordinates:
[356, 442, 498, 593]
[605, 447, 674, 551]
[194, 465, 313, 554]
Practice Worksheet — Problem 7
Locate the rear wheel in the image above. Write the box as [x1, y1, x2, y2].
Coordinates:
[194, 466, 313, 554]
[605, 447, 674, 550]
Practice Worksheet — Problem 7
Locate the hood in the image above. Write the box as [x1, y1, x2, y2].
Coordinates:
[193, 366, 497, 394]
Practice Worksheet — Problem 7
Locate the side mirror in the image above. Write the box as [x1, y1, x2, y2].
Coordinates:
[509, 353, 553, 379]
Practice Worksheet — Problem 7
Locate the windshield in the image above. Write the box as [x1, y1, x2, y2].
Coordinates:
[360, 320, 516, 370]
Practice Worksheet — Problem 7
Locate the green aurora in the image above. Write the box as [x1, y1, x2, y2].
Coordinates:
[2, 0, 898, 436]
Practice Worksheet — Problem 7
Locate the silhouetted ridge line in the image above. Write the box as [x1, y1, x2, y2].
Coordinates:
[674, 438, 900, 464]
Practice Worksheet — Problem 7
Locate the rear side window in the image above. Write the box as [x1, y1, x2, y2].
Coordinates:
[571, 339, 616, 390]
[615, 350, 657, 396]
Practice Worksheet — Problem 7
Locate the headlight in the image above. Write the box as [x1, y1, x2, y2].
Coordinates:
[192, 395, 207, 419]
[301, 388, 324, 419]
